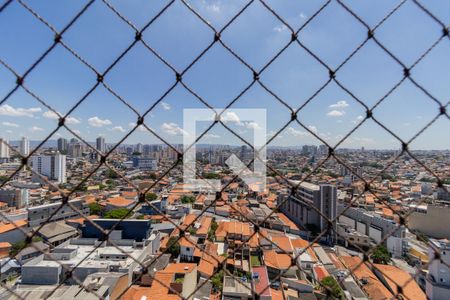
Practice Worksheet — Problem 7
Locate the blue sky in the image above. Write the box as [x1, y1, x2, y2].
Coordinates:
[0, 0, 449, 150]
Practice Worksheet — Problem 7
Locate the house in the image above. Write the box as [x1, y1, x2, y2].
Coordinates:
[123, 263, 198, 300]
[0, 242, 11, 259]
[104, 196, 135, 211]
[0, 219, 27, 244]
[179, 235, 198, 262]
[222, 276, 252, 299]
[35, 221, 78, 247]
[372, 264, 426, 300]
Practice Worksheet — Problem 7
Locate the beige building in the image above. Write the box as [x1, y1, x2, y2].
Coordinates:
[409, 204, 450, 239]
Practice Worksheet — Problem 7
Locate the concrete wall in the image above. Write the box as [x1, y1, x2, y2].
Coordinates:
[21, 264, 61, 285]
[409, 205, 450, 239]
[369, 226, 382, 244]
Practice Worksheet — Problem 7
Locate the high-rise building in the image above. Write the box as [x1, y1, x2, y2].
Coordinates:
[19, 137, 30, 156]
[57, 138, 68, 153]
[135, 143, 143, 154]
[69, 143, 83, 158]
[280, 182, 337, 243]
[31, 152, 66, 183]
[0, 138, 10, 159]
[96, 136, 106, 152]
[427, 239, 450, 299]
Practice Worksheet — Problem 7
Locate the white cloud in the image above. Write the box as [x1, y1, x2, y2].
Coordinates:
[29, 126, 44, 132]
[287, 127, 308, 137]
[221, 111, 242, 125]
[0, 104, 41, 117]
[299, 12, 307, 19]
[6, 130, 12, 134]
[352, 115, 364, 124]
[73, 129, 81, 135]
[161, 122, 186, 136]
[2, 121, 19, 128]
[245, 122, 261, 130]
[111, 126, 126, 133]
[88, 116, 112, 127]
[307, 125, 318, 134]
[329, 100, 349, 109]
[273, 24, 288, 33]
[201, 0, 221, 13]
[128, 122, 147, 132]
[267, 130, 282, 139]
[204, 133, 220, 139]
[161, 102, 171, 110]
[327, 110, 345, 117]
[43, 110, 80, 124]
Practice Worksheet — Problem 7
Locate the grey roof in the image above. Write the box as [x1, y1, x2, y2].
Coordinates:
[17, 241, 49, 257]
[35, 221, 78, 240]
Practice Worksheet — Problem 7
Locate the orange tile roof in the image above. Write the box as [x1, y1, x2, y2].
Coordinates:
[277, 213, 300, 231]
[340, 256, 393, 300]
[179, 236, 196, 248]
[0, 220, 27, 234]
[122, 191, 137, 198]
[197, 216, 212, 236]
[373, 264, 426, 300]
[271, 236, 293, 253]
[163, 263, 196, 274]
[198, 259, 214, 277]
[263, 250, 292, 270]
[0, 242, 11, 248]
[106, 196, 134, 208]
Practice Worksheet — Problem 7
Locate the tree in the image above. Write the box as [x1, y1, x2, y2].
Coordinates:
[321, 276, 344, 299]
[104, 208, 131, 219]
[145, 192, 157, 201]
[208, 218, 218, 242]
[106, 169, 119, 179]
[203, 172, 220, 179]
[167, 236, 180, 258]
[181, 195, 195, 204]
[371, 245, 391, 265]
[211, 269, 224, 292]
[88, 202, 104, 216]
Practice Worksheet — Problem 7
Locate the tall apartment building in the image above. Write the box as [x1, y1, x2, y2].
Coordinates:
[19, 137, 30, 156]
[427, 239, 450, 299]
[96, 136, 106, 152]
[69, 142, 83, 158]
[437, 185, 450, 202]
[0, 188, 28, 208]
[0, 138, 10, 159]
[57, 137, 68, 153]
[280, 182, 337, 243]
[31, 152, 66, 184]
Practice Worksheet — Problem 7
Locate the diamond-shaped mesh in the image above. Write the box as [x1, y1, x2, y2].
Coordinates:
[0, 0, 449, 299]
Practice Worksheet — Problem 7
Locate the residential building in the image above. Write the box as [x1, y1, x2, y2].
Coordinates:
[427, 239, 450, 299]
[0, 138, 9, 159]
[280, 182, 337, 243]
[19, 137, 30, 156]
[31, 152, 66, 183]
[437, 185, 450, 202]
[132, 157, 157, 170]
[0, 188, 28, 208]
[96, 136, 106, 152]
[57, 137, 68, 153]
[0, 220, 28, 244]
